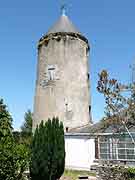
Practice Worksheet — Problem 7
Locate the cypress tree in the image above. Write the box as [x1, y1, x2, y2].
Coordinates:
[0, 99, 17, 180]
[31, 117, 65, 180]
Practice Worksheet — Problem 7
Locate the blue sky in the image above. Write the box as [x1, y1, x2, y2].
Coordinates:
[0, 0, 135, 130]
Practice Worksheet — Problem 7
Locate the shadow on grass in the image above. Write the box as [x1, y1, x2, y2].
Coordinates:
[63, 169, 96, 180]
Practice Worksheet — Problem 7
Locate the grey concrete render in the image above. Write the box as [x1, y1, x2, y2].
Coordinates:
[33, 14, 92, 131]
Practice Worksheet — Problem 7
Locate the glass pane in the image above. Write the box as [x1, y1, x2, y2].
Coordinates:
[117, 143, 125, 148]
[100, 148, 108, 154]
[100, 154, 108, 159]
[118, 149, 125, 155]
[126, 149, 134, 155]
[127, 143, 134, 149]
[100, 143, 108, 149]
[126, 155, 135, 160]
[118, 154, 126, 159]
[112, 154, 117, 160]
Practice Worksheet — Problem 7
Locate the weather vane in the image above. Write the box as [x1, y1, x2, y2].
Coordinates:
[60, 0, 67, 15]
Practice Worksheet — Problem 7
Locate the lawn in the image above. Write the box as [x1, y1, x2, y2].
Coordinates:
[62, 169, 96, 180]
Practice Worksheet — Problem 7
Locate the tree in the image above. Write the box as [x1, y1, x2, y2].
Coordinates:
[20, 110, 33, 146]
[14, 110, 33, 145]
[0, 98, 30, 180]
[97, 70, 135, 131]
[30, 117, 65, 180]
[0, 98, 17, 180]
[21, 110, 32, 135]
[13, 110, 33, 179]
[15, 143, 30, 180]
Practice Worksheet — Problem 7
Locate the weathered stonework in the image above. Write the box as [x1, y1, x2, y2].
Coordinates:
[33, 31, 92, 131]
[96, 164, 129, 180]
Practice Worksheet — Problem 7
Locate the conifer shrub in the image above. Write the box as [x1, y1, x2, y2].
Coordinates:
[30, 117, 65, 180]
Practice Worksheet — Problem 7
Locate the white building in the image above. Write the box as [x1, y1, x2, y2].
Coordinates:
[65, 133, 95, 171]
[64, 124, 98, 171]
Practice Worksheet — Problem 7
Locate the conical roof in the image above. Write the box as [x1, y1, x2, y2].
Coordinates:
[47, 14, 80, 35]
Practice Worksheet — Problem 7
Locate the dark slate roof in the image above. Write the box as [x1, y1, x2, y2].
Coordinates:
[47, 14, 80, 35]
[68, 124, 96, 133]
[68, 119, 135, 134]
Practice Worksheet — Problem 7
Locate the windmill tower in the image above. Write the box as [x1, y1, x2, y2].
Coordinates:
[33, 7, 92, 131]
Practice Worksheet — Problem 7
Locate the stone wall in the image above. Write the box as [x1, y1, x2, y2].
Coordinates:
[96, 165, 129, 180]
[33, 32, 92, 131]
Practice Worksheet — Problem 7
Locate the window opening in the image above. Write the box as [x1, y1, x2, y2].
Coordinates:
[87, 73, 90, 80]
[89, 105, 91, 114]
[66, 127, 69, 132]
[48, 67, 55, 81]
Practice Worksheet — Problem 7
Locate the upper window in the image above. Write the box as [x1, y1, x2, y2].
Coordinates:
[47, 65, 56, 81]
[87, 73, 90, 80]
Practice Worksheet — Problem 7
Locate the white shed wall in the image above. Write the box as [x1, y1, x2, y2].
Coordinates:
[65, 136, 95, 171]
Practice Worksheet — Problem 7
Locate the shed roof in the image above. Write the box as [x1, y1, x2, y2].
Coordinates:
[68, 119, 135, 134]
[68, 124, 94, 134]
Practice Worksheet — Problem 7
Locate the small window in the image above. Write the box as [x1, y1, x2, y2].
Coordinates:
[87, 73, 90, 80]
[89, 105, 91, 114]
[86, 47, 89, 56]
[66, 127, 69, 132]
[48, 67, 55, 80]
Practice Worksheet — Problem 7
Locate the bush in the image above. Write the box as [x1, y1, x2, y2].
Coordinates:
[30, 117, 65, 180]
[126, 167, 135, 179]
[97, 165, 135, 180]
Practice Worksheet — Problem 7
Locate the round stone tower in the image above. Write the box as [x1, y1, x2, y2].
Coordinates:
[33, 13, 92, 131]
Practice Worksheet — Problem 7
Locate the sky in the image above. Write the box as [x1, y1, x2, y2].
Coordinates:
[0, 0, 135, 130]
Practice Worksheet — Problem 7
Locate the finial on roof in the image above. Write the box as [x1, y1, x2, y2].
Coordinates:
[61, 0, 67, 16]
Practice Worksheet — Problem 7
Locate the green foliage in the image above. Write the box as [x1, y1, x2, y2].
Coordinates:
[127, 167, 135, 179]
[30, 117, 65, 180]
[15, 143, 30, 180]
[13, 131, 21, 144]
[0, 99, 13, 139]
[21, 110, 32, 135]
[116, 166, 135, 180]
[0, 98, 16, 180]
[13, 109, 33, 179]
[20, 110, 33, 146]
[0, 99, 30, 180]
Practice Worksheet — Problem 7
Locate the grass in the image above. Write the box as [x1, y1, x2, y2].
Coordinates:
[63, 169, 96, 180]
